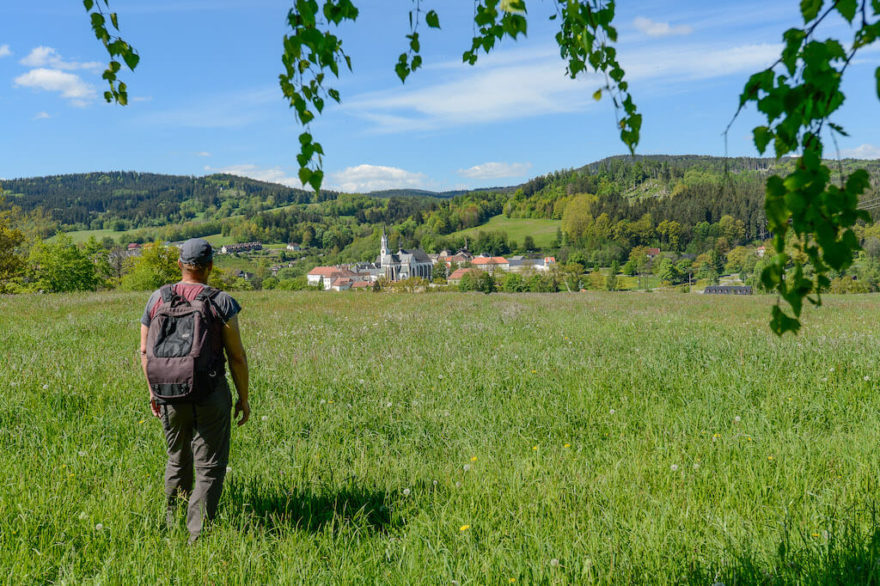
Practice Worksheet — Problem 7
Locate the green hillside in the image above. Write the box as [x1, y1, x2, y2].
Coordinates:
[449, 215, 561, 249]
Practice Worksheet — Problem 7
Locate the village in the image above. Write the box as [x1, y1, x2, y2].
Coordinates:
[303, 229, 557, 291]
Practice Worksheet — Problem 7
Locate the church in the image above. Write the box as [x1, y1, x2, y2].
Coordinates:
[377, 228, 433, 281]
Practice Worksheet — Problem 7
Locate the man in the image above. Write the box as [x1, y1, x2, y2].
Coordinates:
[139, 238, 250, 543]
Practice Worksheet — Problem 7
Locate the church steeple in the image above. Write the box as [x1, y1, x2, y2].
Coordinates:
[380, 226, 388, 256]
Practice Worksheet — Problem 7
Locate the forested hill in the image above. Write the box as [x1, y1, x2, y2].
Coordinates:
[0, 172, 325, 230]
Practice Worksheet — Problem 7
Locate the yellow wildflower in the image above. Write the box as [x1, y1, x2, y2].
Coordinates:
[460, 525, 470, 532]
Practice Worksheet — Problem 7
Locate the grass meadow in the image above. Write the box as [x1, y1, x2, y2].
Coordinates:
[3, 291, 880, 583]
[449, 215, 562, 249]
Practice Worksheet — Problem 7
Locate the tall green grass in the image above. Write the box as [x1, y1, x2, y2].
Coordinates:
[2, 291, 880, 583]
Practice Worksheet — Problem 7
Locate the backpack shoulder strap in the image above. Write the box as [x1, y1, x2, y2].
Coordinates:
[159, 284, 176, 304]
[195, 285, 221, 301]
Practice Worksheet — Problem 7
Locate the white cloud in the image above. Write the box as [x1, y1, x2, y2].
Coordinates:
[634, 17, 693, 38]
[841, 144, 880, 159]
[19, 46, 100, 71]
[622, 43, 780, 82]
[13, 68, 97, 104]
[195, 151, 211, 157]
[0, 45, 11, 58]
[33, 112, 51, 120]
[458, 161, 532, 179]
[203, 164, 304, 188]
[328, 164, 427, 193]
[345, 50, 599, 134]
[344, 40, 779, 134]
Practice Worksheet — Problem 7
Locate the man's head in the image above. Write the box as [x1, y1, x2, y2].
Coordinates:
[178, 238, 214, 280]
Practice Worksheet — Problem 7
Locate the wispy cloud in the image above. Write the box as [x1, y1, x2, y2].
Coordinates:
[13, 68, 97, 105]
[0, 44, 11, 58]
[20, 46, 101, 71]
[458, 161, 532, 179]
[344, 39, 778, 134]
[143, 89, 277, 128]
[841, 144, 880, 159]
[204, 164, 304, 188]
[633, 17, 693, 38]
[328, 164, 427, 193]
[195, 151, 211, 157]
[33, 111, 51, 120]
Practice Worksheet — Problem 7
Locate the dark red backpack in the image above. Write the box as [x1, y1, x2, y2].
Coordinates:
[145, 285, 226, 403]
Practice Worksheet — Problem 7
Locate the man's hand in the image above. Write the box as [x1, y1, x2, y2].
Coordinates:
[149, 394, 161, 418]
[234, 398, 250, 426]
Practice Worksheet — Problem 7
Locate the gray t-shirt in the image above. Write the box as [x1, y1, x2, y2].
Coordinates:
[141, 282, 241, 327]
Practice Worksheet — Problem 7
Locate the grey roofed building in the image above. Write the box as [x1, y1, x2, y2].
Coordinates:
[376, 228, 433, 281]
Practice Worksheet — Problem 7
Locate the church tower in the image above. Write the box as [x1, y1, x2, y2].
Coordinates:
[381, 226, 389, 258]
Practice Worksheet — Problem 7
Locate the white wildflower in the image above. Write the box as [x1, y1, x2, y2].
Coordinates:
[95, 523, 104, 531]
[386, 402, 393, 408]
[670, 464, 679, 472]
[261, 415, 268, 421]
[463, 464, 471, 472]
[865, 375, 871, 381]
[402, 488, 411, 497]
[734, 416, 741, 423]
[609, 409, 615, 415]
[78, 511, 87, 520]
[42, 384, 49, 390]
[550, 559, 560, 567]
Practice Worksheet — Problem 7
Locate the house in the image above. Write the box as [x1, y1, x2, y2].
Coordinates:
[351, 280, 373, 290]
[307, 266, 357, 289]
[220, 242, 263, 254]
[756, 246, 766, 258]
[330, 278, 353, 291]
[471, 256, 509, 273]
[447, 267, 481, 285]
[646, 248, 661, 259]
[286, 243, 302, 251]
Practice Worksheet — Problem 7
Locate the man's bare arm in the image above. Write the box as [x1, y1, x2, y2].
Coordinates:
[222, 315, 250, 426]
[140, 324, 160, 417]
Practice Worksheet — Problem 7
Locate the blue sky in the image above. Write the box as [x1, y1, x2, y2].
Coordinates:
[1, 1, 878, 192]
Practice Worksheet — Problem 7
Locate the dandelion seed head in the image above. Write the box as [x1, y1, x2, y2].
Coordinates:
[42, 384, 49, 390]
[734, 416, 741, 423]
[386, 402, 393, 408]
[670, 464, 678, 471]
[865, 375, 871, 381]
[609, 409, 615, 415]
[455, 481, 462, 488]
[550, 558, 560, 567]
[78, 511, 87, 520]
[95, 523, 104, 531]
[433, 480, 438, 486]
[463, 464, 471, 472]
[402, 488, 411, 496]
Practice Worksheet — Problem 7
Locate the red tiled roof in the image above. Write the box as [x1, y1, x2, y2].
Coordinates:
[351, 280, 372, 288]
[472, 256, 508, 265]
[308, 266, 357, 277]
[448, 268, 480, 280]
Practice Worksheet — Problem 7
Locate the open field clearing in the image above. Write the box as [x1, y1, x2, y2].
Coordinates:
[449, 215, 562, 249]
[3, 291, 880, 583]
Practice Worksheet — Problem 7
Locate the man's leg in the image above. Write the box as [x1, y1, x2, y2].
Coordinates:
[161, 403, 195, 528]
[187, 382, 232, 540]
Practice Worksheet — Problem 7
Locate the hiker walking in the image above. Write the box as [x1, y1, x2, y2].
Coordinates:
[139, 238, 250, 543]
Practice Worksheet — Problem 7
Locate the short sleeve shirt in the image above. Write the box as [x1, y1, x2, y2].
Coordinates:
[140, 282, 241, 327]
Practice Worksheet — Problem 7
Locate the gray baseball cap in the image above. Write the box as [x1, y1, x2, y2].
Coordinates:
[179, 238, 214, 265]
